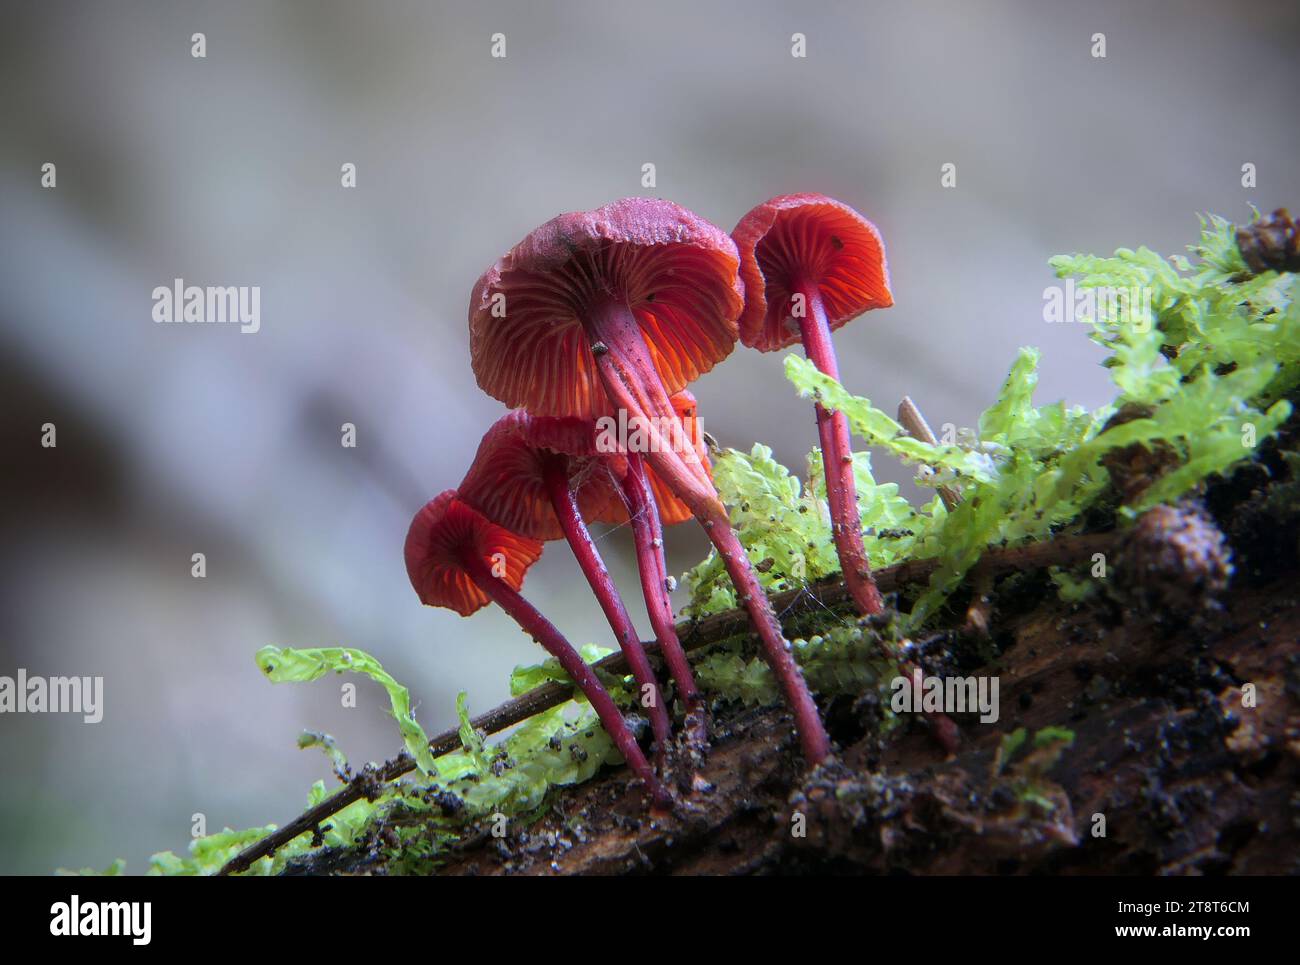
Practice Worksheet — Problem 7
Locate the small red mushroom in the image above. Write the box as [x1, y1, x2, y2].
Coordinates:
[734, 195, 960, 754]
[732, 194, 892, 617]
[458, 410, 674, 757]
[470, 199, 831, 763]
[405, 490, 671, 808]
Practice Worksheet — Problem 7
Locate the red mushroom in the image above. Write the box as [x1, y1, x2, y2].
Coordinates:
[405, 490, 670, 808]
[734, 195, 959, 754]
[470, 198, 831, 763]
[458, 411, 674, 757]
[732, 194, 892, 617]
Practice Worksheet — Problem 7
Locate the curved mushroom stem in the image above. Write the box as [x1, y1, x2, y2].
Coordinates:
[585, 297, 832, 765]
[794, 276, 884, 617]
[459, 549, 672, 811]
[618, 453, 709, 754]
[539, 456, 673, 760]
[586, 297, 719, 511]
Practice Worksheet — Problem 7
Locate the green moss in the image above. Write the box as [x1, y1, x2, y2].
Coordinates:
[682, 443, 846, 617]
[993, 726, 1077, 813]
[695, 619, 902, 727]
[256, 644, 439, 776]
[1049, 566, 1100, 603]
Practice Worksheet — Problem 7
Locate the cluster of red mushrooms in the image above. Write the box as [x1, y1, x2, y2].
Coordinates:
[403, 194, 954, 811]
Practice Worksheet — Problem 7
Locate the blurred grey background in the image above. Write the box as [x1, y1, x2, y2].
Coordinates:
[2, 0, 1298, 875]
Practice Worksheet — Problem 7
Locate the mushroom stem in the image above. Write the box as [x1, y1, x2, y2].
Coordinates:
[796, 283, 959, 755]
[618, 453, 709, 752]
[585, 297, 719, 511]
[793, 276, 885, 617]
[539, 456, 674, 758]
[584, 299, 832, 764]
[697, 505, 833, 762]
[459, 549, 672, 810]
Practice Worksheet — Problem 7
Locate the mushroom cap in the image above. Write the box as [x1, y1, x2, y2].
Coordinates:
[594, 390, 711, 527]
[404, 490, 543, 617]
[732, 193, 893, 353]
[459, 411, 624, 542]
[470, 198, 744, 419]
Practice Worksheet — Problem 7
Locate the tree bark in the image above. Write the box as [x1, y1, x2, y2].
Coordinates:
[417, 572, 1298, 875]
[286, 435, 1300, 876]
